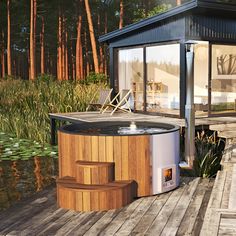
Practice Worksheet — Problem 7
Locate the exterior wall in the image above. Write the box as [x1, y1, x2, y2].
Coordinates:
[185, 14, 236, 43]
[107, 12, 236, 118]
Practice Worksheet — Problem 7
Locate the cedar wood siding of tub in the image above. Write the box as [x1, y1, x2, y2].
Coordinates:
[58, 130, 151, 197]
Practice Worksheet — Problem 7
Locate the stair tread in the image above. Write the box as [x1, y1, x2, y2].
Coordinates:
[57, 176, 133, 191]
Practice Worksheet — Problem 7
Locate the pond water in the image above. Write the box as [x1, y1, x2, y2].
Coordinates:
[0, 157, 58, 210]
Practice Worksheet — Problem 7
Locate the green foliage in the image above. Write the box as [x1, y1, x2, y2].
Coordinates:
[83, 73, 109, 84]
[0, 76, 106, 143]
[133, 4, 172, 22]
[193, 131, 224, 178]
[211, 102, 235, 112]
[147, 4, 172, 17]
[0, 132, 57, 161]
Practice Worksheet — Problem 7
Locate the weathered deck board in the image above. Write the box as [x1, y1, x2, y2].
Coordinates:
[0, 178, 213, 236]
[130, 191, 172, 235]
[99, 197, 143, 235]
[199, 123, 236, 236]
[114, 195, 157, 235]
[174, 178, 210, 236]
[144, 183, 188, 235]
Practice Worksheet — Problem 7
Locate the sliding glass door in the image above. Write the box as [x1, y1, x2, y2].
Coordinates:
[146, 44, 180, 115]
[118, 48, 144, 111]
[211, 44, 236, 114]
[194, 42, 209, 117]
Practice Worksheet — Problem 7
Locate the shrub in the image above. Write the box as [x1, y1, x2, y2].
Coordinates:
[193, 131, 225, 178]
[83, 73, 108, 84]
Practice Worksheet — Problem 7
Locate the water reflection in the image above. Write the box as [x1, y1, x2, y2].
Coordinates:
[0, 157, 58, 210]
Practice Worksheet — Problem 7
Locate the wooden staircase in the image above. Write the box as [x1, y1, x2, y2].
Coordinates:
[200, 123, 236, 235]
[57, 161, 136, 212]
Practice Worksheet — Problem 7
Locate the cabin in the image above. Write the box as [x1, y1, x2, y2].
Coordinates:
[99, 0, 236, 118]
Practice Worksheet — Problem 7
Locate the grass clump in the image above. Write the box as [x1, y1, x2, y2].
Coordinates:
[0, 76, 107, 143]
[193, 131, 225, 178]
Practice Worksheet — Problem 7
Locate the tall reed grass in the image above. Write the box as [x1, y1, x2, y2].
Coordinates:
[0, 77, 105, 143]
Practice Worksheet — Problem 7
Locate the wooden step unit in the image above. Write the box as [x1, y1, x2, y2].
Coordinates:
[57, 177, 136, 211]
[75, 161, 114, 185]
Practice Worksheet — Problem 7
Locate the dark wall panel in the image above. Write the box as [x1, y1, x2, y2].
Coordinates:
[185, 15, 236, 42]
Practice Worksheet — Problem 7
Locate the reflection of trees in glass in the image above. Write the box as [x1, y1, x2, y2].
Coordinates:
[148, 62, 179, 76]
[217, 54, 236, 75]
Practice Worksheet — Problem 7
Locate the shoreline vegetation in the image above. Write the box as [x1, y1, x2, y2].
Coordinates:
[0, 75, 107, 143]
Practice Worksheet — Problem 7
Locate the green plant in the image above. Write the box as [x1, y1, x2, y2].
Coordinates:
[0, 77, 106, 143]
[83, 73, 108, 84]
[193, 131, 224, 178]
[0, 132, 58, 161]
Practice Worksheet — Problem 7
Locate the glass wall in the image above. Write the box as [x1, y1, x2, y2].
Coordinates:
[211, 45, 236, 114]
[194, 42, 209, 116]
[146, 44, 180, 115]
[118, 48, 144, 111]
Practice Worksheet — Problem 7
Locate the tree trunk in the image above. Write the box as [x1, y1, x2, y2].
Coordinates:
[57, 7, 62, 80]
[65, 30, 68, 80]
[176, 0, 181, 6]
[76, 0, 82, 80]
[84, 0, 99, 73]
[104, 11, 108, 75]
[98, 13, 103, 73]
[1, 30, 5, 78]
[79, 41, 83, 79]
[7, 0, 11, 76]
[119, 0, 124, 29]
[61, 14, 65, 80]
[30, 0, 36, 80]
[84, 29, 90, 77]
[40, 16, 45, 74]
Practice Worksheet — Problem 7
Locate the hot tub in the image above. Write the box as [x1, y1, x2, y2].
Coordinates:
[58, 121, 180, 197]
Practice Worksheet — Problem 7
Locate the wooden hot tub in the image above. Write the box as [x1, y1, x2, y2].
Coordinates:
[57, 121, 180, 211]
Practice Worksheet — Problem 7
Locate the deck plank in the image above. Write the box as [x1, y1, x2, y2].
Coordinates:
[176, 178, 210, 236]
[160, 178, 200, 236]
[228, 164, 236, 210]
[143, 182, 187, 236]
[65, 211, 106, 236]
[0, 177, 218, 235]
[0, 191, 56, 234]
[200, 171, 227, 236]
[6, 203, 58, 235]
[130, 191, 172, 235]
[37, 210, 78, 236]
[55, 211, 92, 235]
[221, 167, 233, 209]
[100, 197, 143, 235]
[189, 179, 214, 236]
[113, 195, 157, 235]
[20, 208, 69, 236]
[83, 209, 122, 235]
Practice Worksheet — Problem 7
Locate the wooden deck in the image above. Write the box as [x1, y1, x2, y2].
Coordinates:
[199, 124, 236, 236]
[0, 177, 213, 236]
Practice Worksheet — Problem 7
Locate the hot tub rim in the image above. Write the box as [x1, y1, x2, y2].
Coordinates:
[58, 121, 180, 137]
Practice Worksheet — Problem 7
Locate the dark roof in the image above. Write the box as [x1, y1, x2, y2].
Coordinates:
[99, 0, 236, 43]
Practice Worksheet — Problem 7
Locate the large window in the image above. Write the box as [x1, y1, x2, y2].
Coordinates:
[118, 48, 144, 111]
[146, 44, 180, 115]
[194, 42, 209, 116]
[211, 45, 236, 114]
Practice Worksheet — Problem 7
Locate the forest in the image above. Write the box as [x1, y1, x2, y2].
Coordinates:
[0, 0, 190, 81]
